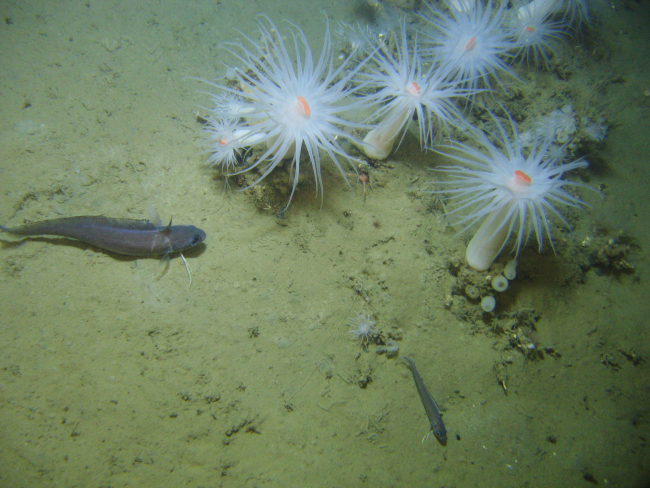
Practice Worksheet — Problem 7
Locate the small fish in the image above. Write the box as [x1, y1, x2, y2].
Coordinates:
[1, 215, 206, 284]
[403, 357, 447, 445]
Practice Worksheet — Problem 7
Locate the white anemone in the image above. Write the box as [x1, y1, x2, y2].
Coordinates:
[433, 113, 592, 271]
[360, 22, 474, 160]
[204, 16, 372, 208]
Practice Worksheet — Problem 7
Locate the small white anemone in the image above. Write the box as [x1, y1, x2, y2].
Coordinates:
[432, 112, 592, 271]
[335, 21, 375, 56]
[360, 21, 474, 160]
[509, 0, 569, 67]
[348, 312, 377, 345]
[581, 116, 608, 142]
[419, 0, 516, 92]
[203, 113, 265, 171]
[532, 105, 576, 147]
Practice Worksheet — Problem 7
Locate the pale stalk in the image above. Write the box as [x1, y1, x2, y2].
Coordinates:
[466, 203, 515, 271]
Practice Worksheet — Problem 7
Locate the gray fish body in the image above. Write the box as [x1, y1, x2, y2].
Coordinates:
[404, 357, 447, 445]
[0, 216, 206, 256]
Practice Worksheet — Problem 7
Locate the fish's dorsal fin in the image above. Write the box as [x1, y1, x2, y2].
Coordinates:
[157, 218, 173, 235]
[147, 205, 163, 228]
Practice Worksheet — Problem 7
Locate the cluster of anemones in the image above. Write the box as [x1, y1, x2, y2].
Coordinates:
[199, 0, 599, 269]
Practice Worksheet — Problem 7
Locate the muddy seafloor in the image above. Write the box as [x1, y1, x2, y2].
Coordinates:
[0, 0, 648, 487]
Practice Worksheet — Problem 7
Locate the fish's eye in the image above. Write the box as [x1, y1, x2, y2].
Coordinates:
[192, 234, 201, 245]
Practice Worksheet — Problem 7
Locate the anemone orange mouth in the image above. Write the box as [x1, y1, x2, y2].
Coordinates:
[514, 170, 532, 184]
[296, 95, 311, 117]
[464, 36, 476, 52]
[406, 81, 421, 96]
